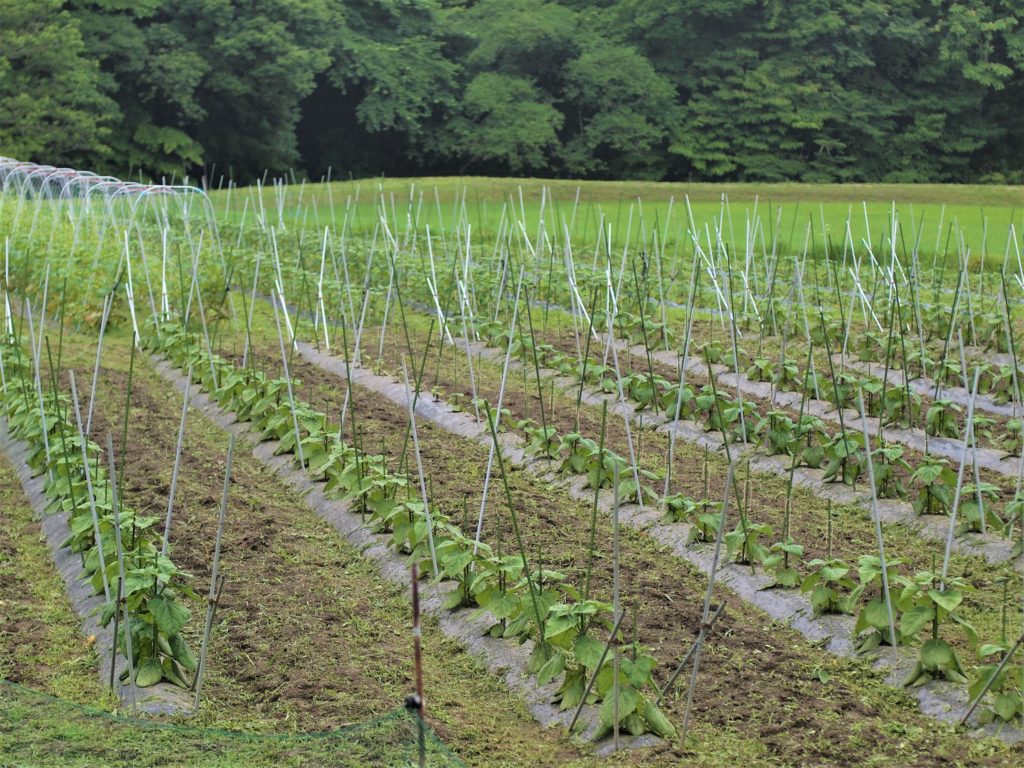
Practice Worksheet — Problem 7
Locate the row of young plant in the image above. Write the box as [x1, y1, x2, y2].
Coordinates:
[463, 351, 1024, 726]
[142, 317, 677, 741]
[217, 192, 1023, 729]
[0, 339, 197, 689]
[464, 315, 1024, 547]
[504, 303, 1024, 459]
[673, 457, 1024, 725]
[359, 290, 1024, 727]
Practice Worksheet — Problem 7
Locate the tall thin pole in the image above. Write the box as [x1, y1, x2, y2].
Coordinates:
[162, 365, 192, 557]
[681, 461, 736, 741]
[411, 562, 426, 768]
[193, 434, 235, 710]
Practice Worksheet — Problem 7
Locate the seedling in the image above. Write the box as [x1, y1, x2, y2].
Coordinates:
[956, 481, 1003, 535]
[896, 569, 977, 686]
[801, 557, 857, 615]
[911, 455, 956, 515]
[851, 555, 907, 653]
[925, 398, 962, 439]
[822, 431, 865, 486]
[870, 444, 910, 499]
[762, 540, 804, 588]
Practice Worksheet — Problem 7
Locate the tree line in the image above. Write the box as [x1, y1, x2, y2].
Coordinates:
[3, 0, 1023, 183]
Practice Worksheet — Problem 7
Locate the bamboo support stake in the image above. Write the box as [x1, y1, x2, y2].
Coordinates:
[664, 251, 700, 497]
[85, 293, 113, 436]
[106, 434, 135, 712]
[193, 434, 234, 711]
[69, 370, 110, 602]
[161, 365, 192, 557]
[857, 389, 899, 660]
[612, 461, 620, 750]
[656, 604, 726, 703]
[23, 300, 52, 478]
[123, 231, 141, 346]
[604, 278, 645, 510]
[271, 291, 305, 468]
[401, 358, 439, 576]
[941, 366, 981, 583]
[108, 577, 122, 691]
[681, 461, 737, 742]
[957, 336, 987, 534]
[473, 266, 525, 553]
[410, 562, 426, 768]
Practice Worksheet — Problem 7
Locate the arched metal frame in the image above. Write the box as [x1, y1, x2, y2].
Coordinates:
[0, 156, 224, 323]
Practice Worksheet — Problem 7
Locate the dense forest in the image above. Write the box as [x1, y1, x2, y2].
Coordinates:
[2, 0, 1023, 183]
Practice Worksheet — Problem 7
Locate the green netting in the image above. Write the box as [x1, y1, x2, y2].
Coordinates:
[0, 681, 464, 768]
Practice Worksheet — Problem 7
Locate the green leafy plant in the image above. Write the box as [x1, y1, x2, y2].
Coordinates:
[850, 555, 906, 653]
[906, 347, 935, 379]
[969, 644, 1024, 724]
[896, 569, 977, 686]
[956, 482, 1004, 535]
[698, 339, 726, 365]
[989, 365, 1023, 405]
[925, 398, 961, 439]
[822, 431, 865, 486]
[796, 415, 829, 469]
[880, 386, 922, 429]
[1007, 492, 1024, 558]
[472, 398, 511, 431]
[1000, 418, 1023, 455]
[774, 358, 802, 391]
[622, 371, 668, 411]
[934, 359, 963, 388]
[827, 372, 859, 411]
[661, 381, 696, 421]
[518, 418, 560, 459]
[763, 539, 804, 588]
[801, 557, 856, 615]
[970, 414, 997, 446]
[870, 444, 910, 499]
[617, 466, 662, 505]
[746, 356, 774, 382]
[856, 331, 885, 363]
[755, 410, 798, 456]
[911, 456, 956, 515]
[725, 519, 772, 566]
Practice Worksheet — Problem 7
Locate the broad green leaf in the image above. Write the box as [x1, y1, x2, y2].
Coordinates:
[927, 588, 963, 613]
[643, 700, 677, 738]
[134, 658, 163, 688]
[994, 692, 1023, 721]
[572, 634, 605, 671]
[169, 634, 196, 672]
[147, 596, 190, 636]
[536, 650, 566, 685]
[977, 644, 1007, 659]
[863, 599, 894, 632]
[900, 605, 934, 638]
[543, 613, 577, 641]
[559, 671, 586, 713]
[920, 638, 955, 670]
[598, 685, 639, 729]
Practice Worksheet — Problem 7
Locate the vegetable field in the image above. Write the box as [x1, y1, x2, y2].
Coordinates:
[1, 160, 1024, 767]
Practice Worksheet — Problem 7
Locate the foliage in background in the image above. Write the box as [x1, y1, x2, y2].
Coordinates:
[4, 1, 1024, 182]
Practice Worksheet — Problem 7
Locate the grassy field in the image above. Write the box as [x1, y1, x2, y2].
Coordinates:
[209, 177, 1024, 265]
